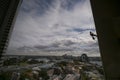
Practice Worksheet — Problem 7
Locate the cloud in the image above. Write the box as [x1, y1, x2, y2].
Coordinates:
[6, 0, 100, 56]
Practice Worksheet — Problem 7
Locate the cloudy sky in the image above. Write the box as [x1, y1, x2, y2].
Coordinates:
[6, 0, 100, 56]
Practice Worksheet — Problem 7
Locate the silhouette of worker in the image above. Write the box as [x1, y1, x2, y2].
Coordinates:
[90, 31, 97, 40]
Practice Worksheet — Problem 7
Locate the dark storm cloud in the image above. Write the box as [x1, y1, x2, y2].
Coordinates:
[61, 0, 82, 10]
[21, 0, 54, 15]
[66, 28, 95, 33]
[17, 40, 77, 51]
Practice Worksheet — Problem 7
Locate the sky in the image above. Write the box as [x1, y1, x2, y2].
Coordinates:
[6, 0, 100, 56]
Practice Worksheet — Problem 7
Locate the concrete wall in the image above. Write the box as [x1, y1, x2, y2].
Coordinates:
[0, 0, 22, 57]
[90, 0, 120, 79]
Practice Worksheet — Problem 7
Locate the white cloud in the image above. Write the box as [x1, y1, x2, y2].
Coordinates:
[6, 0, 100, 56]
